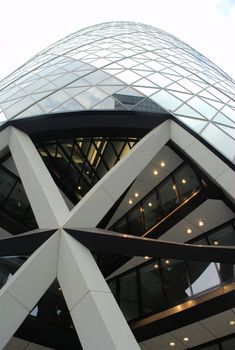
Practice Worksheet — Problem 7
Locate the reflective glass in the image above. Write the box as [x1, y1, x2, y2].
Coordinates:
[142, 192, 161, 230]
[188, 260, 220, 295]
[221, 337, 235, 349]
[0, 168, 16, 204]
[161, 259, 192, 305]
[5, 181, 30, 220]
[140, 262, 166, 314]
[174, 164, 200, 201]
[128, 204, 144, 235]
[120, 271, 138, 320]
[158, 177, 179, 216]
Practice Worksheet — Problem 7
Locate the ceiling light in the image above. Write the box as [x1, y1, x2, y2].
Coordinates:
[183, 337, 189, 342]
[78, 186, 81, 190]
[134, 192, 139, 197]
[58, 287, 62, 291]
[165, 259, 170, 264]
[154, 264, 159, 269]
[181, 179, 187, 184]
[169, 342, 175, 347]
[229, 320, 235, 325]
[128, 199, 133, 205]
[160, 162, 165, 167]
[172, 185, 176, 190]
[214, 240, 219, 245]
[148, 202, 152, 207]
[86, 171, 90, 174]
[198, 220, 204, 227]
[186, 228, 192, 234]
[144, 256, 149, 260]
[153, 170, 158, 175]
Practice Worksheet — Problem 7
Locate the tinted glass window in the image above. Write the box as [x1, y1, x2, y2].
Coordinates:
[158, 178, 179, 216]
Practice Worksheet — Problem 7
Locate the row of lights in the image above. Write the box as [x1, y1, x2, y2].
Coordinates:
[169, 321, 235, 347]
[128, 162, 166, 205]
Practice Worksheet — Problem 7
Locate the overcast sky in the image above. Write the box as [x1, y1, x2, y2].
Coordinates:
[0, 0, 234, 81]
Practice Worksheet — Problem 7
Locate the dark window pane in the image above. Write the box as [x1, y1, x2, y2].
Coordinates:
[174, 164, 200, 201]
[221, 336, 235, 349]
[128, 204, 144, 235]
[120, 271, 138, 320]
[102, 143, 117, 169]
[108, 280, 116, 299]
[113, 216, 128, 234]
[0, 169, 16, 205]
[162, 259, 192, 305]
[200, 344, 220, 350]
[208, 224, 235, 246]
[143, 192, 162, 230]
[188, 260, 220, 294]
[140, 262, 166, 314]
[5, 182, 29, 219]
[158, 177, 179, 216]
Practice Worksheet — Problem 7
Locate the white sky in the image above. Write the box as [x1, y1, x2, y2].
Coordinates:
[0, 0, 234, 81]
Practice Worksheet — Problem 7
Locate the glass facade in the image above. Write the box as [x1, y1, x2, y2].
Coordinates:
[112, 163, 201, 236]
[37, 136, 138, 203]
[0, 22, 234, 163]
[108, 219, 235, 321]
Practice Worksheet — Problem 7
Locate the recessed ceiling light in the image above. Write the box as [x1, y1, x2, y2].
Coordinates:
[86, 171, 89, 174]
[198, 220, 204, 227]
[172, 185, 176, 190]
[183, 337, 189, 342]
[154, 264, 159, 269]
[182, 179, 187, 184]
[229, 320, 235, 325]
[165, 259, 170, 264]
[128, 199, 133, 205]
[160, 162, 165, 167]
[144, 256, 149, 260]
[148, 202, 152, 207]
[58, 287, 62, 291]
[134, 192, 139, 197]
[153, 170, 158, 175]
[214, 240, 219, 245]
[169, 342, 175, 347]
[186, 228, 192, 234]
[78, 186, 81, 190]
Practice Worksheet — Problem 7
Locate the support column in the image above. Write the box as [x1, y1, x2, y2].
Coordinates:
[0, 231, 60, 349]
[58, 230, 140, 350]
[9, 127, 69, 228]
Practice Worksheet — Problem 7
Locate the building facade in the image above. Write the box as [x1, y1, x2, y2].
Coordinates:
[0, 21, 234, 350]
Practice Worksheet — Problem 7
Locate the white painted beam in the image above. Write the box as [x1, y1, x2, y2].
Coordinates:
[58, 230, 140, 350]
[8, 127, 69, 228]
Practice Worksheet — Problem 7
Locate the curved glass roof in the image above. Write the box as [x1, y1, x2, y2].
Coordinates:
[0, 22, 234, 163]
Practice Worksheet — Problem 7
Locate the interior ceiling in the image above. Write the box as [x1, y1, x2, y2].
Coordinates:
[140, 309, 235, 350]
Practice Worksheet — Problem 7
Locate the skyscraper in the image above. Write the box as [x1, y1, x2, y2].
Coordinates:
[0, 22, 234, 350]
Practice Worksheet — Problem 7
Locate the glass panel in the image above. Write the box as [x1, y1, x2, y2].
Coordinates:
[188, 260, 220, 295]
[120, 271, 138, 320]
[162, 259, 192, 305]
[199, 345, 219, 350]
[128, 204, 144, 235]
[174, 165, 200, 201]
[113, 216, 128, 234]
[142, 192, 161, 230]
[5, 182, 29, 220]
[0, 257, 26, 289]
[158, 177, 179, 216]
[208, 224, 235, 246]
[140, 262, 166, 314]
[221, 337, 235, 349]
[108, 280, 116, 299]
[0, 168, 16, 205]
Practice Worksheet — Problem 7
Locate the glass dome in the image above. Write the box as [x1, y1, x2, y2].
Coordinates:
[0, 22, 234, 162]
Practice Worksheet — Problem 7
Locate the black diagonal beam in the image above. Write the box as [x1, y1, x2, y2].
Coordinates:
[0, 229, 57, 257]
[66, 228, 235, 264]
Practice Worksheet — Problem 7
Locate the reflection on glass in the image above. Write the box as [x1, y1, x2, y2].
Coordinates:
[128, 204, 144, 235]
[174, 164, 200, 201]
[140, 262, 166, 314]
[120, 271, 138, 320]
[0, 168, 16, 204]
[221, 337, 235, 349]
[158, 177, 179, 216]
[162, 259, 192, 305]
[188, 261, 220, 294]
[0, 257, 26, 289]
[5, 182, 29, 220]
[143, 192, 161, 230]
